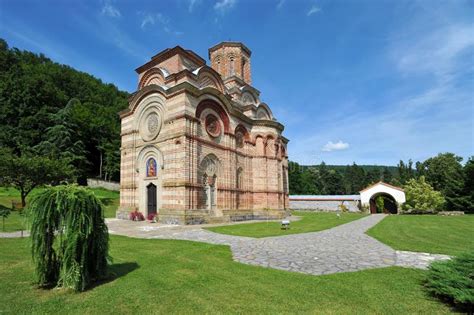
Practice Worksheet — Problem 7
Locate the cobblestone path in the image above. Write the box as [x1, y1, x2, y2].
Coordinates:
[106, 214, 451, 275]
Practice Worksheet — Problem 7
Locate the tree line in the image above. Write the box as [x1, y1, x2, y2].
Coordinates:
[289, 153, 473, 212]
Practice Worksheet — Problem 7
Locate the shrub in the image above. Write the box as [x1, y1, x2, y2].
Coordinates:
[147, 213, 157, 221]
[375, 196, 385, 213]
[425, 251, 474, 312]
[29, 185, 109, 292]
[403, 176, 445, 213]
[338, 203, 349, 213]
[358, 203, 369, 214]
[129, 210, 145, 221]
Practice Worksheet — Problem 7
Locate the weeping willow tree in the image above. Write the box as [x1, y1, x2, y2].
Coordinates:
[29, 185, 109, 291]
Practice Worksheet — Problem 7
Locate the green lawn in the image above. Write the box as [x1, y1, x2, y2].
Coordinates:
[0, 236, 451, 314]
[206, 211, 366, 238]
[367, 215, 474, 256]
[0, 187, 119, 232]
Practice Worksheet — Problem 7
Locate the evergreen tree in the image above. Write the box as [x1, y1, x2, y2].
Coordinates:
[461, 157, 474, 213]
[365, 168, 381, 186]
[288, 161, 303, 194]
[422, 153, 465, 211]
[0, 39, 128, 181]
[382, 167, 393, 183]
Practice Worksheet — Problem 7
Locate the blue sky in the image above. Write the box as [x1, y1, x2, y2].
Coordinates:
[1, 0, 473, 166]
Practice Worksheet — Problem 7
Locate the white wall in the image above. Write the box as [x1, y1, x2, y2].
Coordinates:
[360, 184, 405, 205]
[87, 179, 120, 191]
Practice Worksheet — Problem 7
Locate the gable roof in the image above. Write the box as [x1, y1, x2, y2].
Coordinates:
[359, 181, 404, 193]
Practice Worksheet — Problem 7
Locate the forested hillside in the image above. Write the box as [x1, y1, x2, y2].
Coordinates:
[0, 39, 128, 182]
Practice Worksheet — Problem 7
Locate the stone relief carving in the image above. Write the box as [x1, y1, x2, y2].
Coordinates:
[147, 113, 159, 134]
[139, 110, 162, 141]
[205, 114, 221, 138]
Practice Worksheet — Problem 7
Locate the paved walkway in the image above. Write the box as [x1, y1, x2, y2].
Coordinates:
[106, 214, 451, 276]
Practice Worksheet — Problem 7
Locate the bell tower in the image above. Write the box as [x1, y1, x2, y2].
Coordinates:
[208, 42, 252, 86]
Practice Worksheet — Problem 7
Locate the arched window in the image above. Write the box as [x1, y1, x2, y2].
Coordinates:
[241, 58, 246, 78]
[214, 56, 221, 74]
[282, 166, 288, 193]
[201, 155, 219, 210]
[146, 158, 157, 177]
[229, 56, 235, 76]
[236, 167, 243, 189]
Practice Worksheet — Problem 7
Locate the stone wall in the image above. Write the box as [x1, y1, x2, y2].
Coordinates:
[290, 199, 360, 212]
[87, 178, 120, 191]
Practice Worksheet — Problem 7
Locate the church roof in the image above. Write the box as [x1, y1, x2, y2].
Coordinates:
[208, 41, 252, 58]
[135, 46, 206, 74]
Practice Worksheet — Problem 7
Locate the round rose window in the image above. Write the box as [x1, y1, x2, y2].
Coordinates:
[205, 114, 221, 138]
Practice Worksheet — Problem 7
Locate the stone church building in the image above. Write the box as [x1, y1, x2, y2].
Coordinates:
[117, 42, 289, 224]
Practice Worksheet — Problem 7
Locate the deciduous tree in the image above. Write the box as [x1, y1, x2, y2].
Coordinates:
[0, 150, 73, 207]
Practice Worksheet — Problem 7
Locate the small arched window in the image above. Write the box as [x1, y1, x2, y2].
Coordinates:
[229, 56, 235, 76]
[236, 167, 243, 189]
[241, 58, 246, 78]
[214, 56, 221, 74]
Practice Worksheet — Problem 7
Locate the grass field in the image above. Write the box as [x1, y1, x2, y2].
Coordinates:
[0, 236, 451, 314]
[206, 211, 366, 238]
[0, 187, 119, 232]
[366, 215, 474, 256]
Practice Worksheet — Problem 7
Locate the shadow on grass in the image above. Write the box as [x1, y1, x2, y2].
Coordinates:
[87, 262, 140, 291]
[99, 198, 116, 206]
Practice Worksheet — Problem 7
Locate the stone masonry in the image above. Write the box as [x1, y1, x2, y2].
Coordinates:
[117, 42, 289, 224]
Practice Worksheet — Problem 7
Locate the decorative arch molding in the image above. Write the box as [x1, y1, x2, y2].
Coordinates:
[235, 124, 250, 140]
[240, 86, 260, 105]
[138, 68, 168, 89]
[234, 124, 250, 148]
[256, 103, 273, 120]
[128, 86, 168, 115]
[241, 92, 257, 105]
[265, 135, 278, 157]
[251, 132, 279, 144]
[196, 99, 231, 133]
[136, 145, 165, 174]
[133, 93, 167, 142]
[194, 66, 225, 93]
[199, 153, 221, 184]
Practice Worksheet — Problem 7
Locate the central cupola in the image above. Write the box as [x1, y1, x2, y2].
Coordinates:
[208, 42, 252, 87]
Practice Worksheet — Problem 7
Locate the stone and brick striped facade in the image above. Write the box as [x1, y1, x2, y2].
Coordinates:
[117, 42, 289, 224]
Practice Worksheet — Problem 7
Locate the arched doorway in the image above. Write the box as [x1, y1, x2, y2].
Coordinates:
[369, 193, 398, 214]
[147, 183, 157, 216]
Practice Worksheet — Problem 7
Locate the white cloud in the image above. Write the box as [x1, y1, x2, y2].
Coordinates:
[101, 1, 121, 18]
[139, 12, 183, 35]
[276, 0, 285, 10]
[322, 141, 350, 152]
[140, 13, 165, 29]
[307, 5, 321, 16]
[392, 23, 474, 84]
[188, 0, 199, 12]
[214, 0, 237, 14]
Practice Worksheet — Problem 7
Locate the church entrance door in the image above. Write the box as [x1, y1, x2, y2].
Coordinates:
[147, 183, 157, 216]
